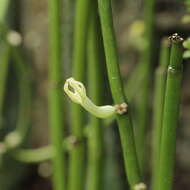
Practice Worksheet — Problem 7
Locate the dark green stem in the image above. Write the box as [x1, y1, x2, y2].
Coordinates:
[136, 0, 156, 174]
[152, 38, 170, 190]
[68, 0, 90, 189]
[0, 45, 10, 127]
[157, 34, 183, 190]
[48, 0, 66, 189]
[0, 0, 11, 117]
[0, 47, 32, 154]
[98, 0, 142, 188]
[12, 47, 31, 144]
[86, 4, 104, 190]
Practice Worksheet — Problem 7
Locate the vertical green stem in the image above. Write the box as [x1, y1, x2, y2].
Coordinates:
[86, 4, 104, 190]
[0, 0, 10, 23]
[48, 0, 65, 189]
[136, 0, 156, 174]
[12, 47, 31, 142]
[68, 0, 90, 189]
[157, 34, 183, 190]
[0, 45, 10, 127]
[125, 63, 145, 102]
[0, 0, 11, 131]
[98, 0, 142, 188]
[151, 38, 170, 190]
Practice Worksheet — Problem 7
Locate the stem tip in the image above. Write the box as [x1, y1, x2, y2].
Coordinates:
[168, 33, 184, 44]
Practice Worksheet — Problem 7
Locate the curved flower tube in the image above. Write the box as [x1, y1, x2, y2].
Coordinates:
[64, 78, 116, 118]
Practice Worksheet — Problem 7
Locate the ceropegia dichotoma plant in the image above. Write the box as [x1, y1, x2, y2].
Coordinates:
[64, 78, 128, 118]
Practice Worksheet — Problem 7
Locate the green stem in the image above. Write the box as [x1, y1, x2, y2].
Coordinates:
[136, 0, 156, 174]
[0, 47, 32, 152]
[11, 146, 53, 163]
[157, 34, 183, 190]
[151, 38, 170, 190]
[0, 0, 10, 23]
[48, 0, 66, 189]
[68, 0, 90, 189]
[0, 0, 12, 130]
[11, 137, 69, 163]
[98, 0, 142, 188]
[125, 63, 145, 102]
[0, 45, 10, 129]
[86, 4, 104, 190]
[12, 47, 31, 143]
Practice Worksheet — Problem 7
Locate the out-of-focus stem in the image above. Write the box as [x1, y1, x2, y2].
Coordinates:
[125, 63, 145, 102]
[11, 137, 69, 163]
[151, 38, 170, 190]
[136, 0, 156, 174]
[0, 45, 10, 127]
[48, 0, 66, 189]
[0, 0, 10, 23]
[98, 0, 142, 188]
[0, 1, 11, 119]
[86, 3, 104, 190]
[11, 146, 52, 163]
[12, 47, 31, 144]
[68, 0, 90, 189]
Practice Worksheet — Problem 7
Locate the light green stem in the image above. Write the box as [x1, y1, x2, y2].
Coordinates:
[125, 63, 145, 102]
[48, 0, 66, 189]
[11, 146, 53, 163]
[0, 0, 10, 23]
[86, 3, 104, 190]
[68, 0, 90, 189]
[136, 0, 156, 174]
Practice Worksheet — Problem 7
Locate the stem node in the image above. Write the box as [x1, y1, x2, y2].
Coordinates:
[67, 136, 81, 147]
[168, 66, 182, 74]
[114, 102, 128, 115]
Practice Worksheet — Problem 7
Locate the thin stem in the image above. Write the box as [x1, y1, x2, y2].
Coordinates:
[12, 47, 31, 144]
[136, 0, 156, 174]
[0, 45, 10, 126]
[157, 34, 183, 190]
[62, 0, 74, 78]
[68, 0, 90, 189]
[125, 63, 145, 102]
[48, 0, 66, 189]
[86, 4, 104, 190]
[11, 137, 69, 163]
[11, 146, 53, 163]
[0, 0, 11, 123]
[98, 0, 142, 188]
[151, 38, 170, 190]
[2, 47, 32, 150]
[0, 0, 10, 23]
